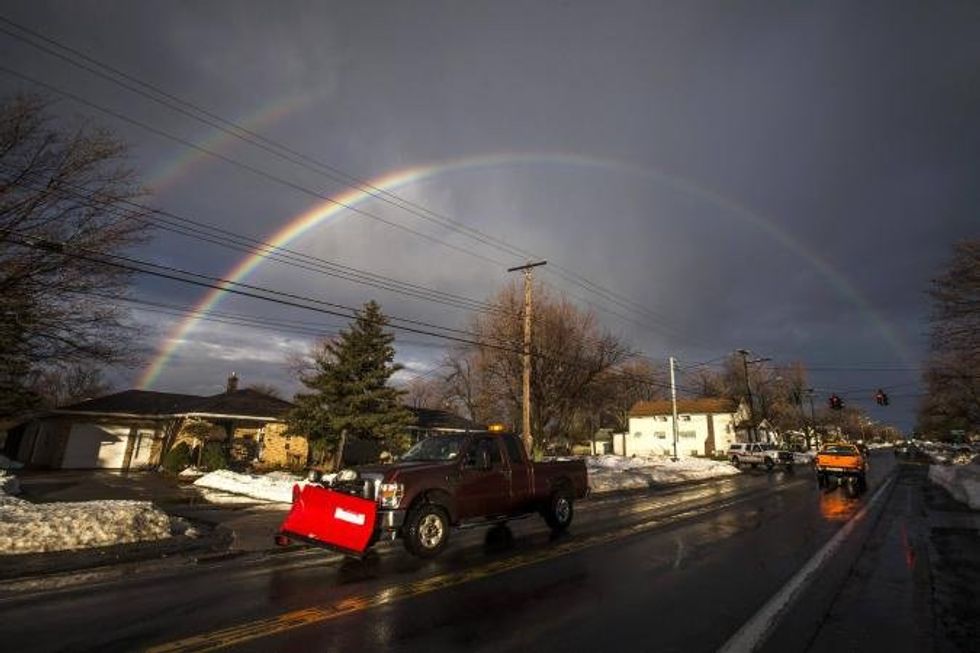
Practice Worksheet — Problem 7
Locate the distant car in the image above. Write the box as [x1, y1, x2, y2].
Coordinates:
[815, 442, 868, 489]
[727, 442, 794, 471]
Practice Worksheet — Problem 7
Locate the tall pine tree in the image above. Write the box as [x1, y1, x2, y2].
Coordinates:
[288, 301, 415, 468]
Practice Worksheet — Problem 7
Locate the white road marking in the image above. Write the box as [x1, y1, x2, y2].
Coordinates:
[718, 474, 896, 653]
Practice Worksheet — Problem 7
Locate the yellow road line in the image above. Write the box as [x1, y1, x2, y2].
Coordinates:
[147, 486, 791, 653]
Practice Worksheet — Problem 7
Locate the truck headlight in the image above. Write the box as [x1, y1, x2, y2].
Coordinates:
[378, 482, 404, 508]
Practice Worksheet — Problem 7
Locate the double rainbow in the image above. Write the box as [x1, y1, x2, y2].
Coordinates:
[137, 153, 913, 389]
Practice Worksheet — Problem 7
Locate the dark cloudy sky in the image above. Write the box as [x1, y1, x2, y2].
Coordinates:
[1, 1, 977, 431]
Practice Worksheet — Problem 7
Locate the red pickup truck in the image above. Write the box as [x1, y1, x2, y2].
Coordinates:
[277, 431, 589, 558]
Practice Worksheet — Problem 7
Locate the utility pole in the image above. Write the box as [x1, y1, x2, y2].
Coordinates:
[669, 356, 679, 461]
[736, 349, 770, 443]
[507, 260, 547, 456]
[806, 388, 816, 449]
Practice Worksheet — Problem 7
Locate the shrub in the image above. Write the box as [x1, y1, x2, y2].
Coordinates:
[161, 441, 192, 474]
[200, 441, 229, 471]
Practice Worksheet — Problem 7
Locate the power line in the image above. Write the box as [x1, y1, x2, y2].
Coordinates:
[3, 168, 693, 380]
[0, 63, 515, 270]
[9, 232, 700, 394]
[2, 165, 512, 318]
[0, 18, 693, 340]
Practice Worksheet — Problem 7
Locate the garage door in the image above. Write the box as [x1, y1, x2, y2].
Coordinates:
[61, 424, 131, 469]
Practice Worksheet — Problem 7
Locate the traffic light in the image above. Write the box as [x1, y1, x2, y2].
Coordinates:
[875, 389, 889, 406]
[829, 394, 844, 410]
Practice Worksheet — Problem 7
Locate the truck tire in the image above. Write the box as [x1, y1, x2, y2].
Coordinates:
[764, 457, 774, 471]
[403, 503, 450, 558]
[542, 489, 574, 532]
[730, 456, 740, 468]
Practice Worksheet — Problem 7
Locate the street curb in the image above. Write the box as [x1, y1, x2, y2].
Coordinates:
[0, 522, 234, 582]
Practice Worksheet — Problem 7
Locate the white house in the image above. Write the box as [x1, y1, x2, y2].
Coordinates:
[618, 398, 750, 457]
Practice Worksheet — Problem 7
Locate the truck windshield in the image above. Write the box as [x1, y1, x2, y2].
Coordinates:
[400, 434, 468, 462]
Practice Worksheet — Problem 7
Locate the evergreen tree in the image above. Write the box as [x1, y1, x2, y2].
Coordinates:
[288, 301, 415, 468]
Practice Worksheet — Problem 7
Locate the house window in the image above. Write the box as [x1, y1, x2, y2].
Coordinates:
[680, 415, 691, 421]
[679, 431, 696, 439]
[634, 432, 642, 439]
[657, 416, 668, 422]
[655, 431, 667, 439]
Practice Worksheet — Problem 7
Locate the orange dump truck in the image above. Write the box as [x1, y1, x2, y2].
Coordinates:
[815, 442, 868, 489]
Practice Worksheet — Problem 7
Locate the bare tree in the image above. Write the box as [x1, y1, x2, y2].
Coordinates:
[27, 363, 112, 409]
[594, 359, 668, 432]
[401, 374, 446, 409]
[919, 240, 979, 439]
[444, 281, 635, 452]
[0, 95, 152, 416]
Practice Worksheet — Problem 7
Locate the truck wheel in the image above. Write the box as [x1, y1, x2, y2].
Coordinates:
[543, 489, 574, 532]
[730, 456, 740, 468]
[817, 472, 826, 488]
[403, 503, 450, 558]
[764, 457, 774, 471]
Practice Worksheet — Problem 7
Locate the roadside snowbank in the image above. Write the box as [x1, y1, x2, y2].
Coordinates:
[194, 469, 308, 504]
[0, 480, 173, 554]
[585, 455, 739, 493]
[928, 463, 980, 510]
[0, 470, 20, 495]
[178, 466, 206, 479]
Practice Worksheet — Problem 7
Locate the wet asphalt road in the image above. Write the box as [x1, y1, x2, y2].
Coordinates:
[1, 452, 905, 652]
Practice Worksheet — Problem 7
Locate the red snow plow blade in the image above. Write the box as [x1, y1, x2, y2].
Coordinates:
[277, 485, 378, 556]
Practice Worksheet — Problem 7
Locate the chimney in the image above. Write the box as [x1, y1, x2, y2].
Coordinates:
[226, 372, 239, 393]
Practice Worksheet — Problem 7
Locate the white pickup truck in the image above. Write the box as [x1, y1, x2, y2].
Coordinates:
[727, 443, 794, 471]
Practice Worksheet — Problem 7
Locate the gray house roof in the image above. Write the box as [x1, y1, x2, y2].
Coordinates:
[56, 388, 292, 420]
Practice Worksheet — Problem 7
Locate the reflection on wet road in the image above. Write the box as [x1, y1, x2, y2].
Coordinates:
[2, 452, 899, 653]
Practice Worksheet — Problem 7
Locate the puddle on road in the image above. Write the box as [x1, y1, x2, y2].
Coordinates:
[818, 487, 865, 522]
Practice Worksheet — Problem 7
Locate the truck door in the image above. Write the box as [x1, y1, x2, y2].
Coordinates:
[457, 436, 511, 519]
[502, 434, 533, 513]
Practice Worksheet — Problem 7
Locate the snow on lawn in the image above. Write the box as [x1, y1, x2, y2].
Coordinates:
[585, 455, 739, 493]
[193, 469, 310, 504]
[929, 463, 980, 510]
[0, 479, 172, 554]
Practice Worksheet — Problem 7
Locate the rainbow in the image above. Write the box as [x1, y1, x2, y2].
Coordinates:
[137, 153, 915, 389]
[144, 94, 311, 194]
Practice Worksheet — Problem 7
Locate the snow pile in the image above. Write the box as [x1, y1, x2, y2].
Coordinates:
[178, 466, 205, 479]
[0, 491, 172, 554]
[194, 469, 308, 503]
[585, 455, 739, 493]
[793, 452, 816, 464]
[0, 470, 20, 495]
[0, 454, 24, 470]
[929, 463, 980, 510]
